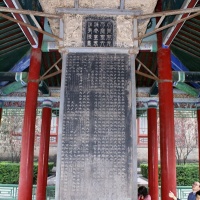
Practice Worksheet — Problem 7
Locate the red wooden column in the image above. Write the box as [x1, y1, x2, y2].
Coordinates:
[18, 47, 42, 199]
[147, 100, 158, 200]
[36, 100, 53, 200]
[0, 101, 3, 126]
[158, 48, 176, 200]
[197, 103, 200, 177]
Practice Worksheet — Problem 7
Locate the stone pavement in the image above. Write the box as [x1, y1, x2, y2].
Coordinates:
[137, 176, 148, 186]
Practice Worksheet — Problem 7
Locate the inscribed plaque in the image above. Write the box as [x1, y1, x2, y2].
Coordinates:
[59, 54, 132, 200]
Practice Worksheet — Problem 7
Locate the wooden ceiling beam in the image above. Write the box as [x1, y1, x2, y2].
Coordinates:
[3, 0, 38, 47]
[163, 0, 199, 46]
[0, 6, 60, 18]
[0, 12, 62, 41]
[137, 11, 200, 40]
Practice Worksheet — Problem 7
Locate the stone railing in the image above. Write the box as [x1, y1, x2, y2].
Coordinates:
[0, 184, 192, 199]
[0, 184, 55, 199]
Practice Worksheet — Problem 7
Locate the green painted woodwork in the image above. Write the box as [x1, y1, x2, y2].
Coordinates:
[0, 82, 26, 95]
[0, 72, 50, 95]
[174, 82, 199, 97]
[0, 72, 28, 95]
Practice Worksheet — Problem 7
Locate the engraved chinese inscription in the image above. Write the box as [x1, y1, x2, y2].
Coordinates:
[60, 54, 132, 200]
[84, 17, 115, 47]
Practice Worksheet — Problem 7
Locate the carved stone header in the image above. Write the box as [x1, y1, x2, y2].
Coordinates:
[39, 0, 158, 48]
[62, 14, 134, 48]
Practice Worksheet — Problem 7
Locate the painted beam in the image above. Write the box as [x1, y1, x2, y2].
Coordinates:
[171, 53, 200, 88]
[173, 82, 199, 98]
[0, 72, 17, 81]
[0, 72, 49, 95]
[0, 50, 30, 86]
[150, 51, 200, 96]
[0, 72, 28, 95]
[163, 0, 198, 46]
[3, 0, 38, 47]
[173, 71, 200, 83]
[150, 71, 200, 97]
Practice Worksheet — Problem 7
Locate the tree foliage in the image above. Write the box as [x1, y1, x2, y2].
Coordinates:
[0, 109, 42, 162]
[140, 163, 199, 186]
[174, 114, 197, 165]
[0, 114, 23, 162]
